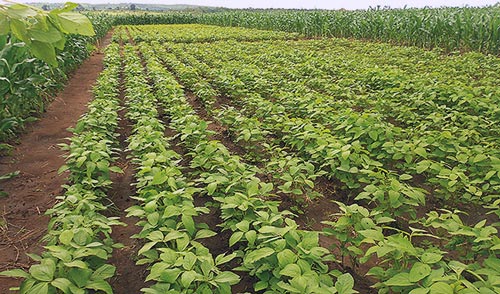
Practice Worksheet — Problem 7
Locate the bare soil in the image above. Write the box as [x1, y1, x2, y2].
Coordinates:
[0, 32, 113, 292]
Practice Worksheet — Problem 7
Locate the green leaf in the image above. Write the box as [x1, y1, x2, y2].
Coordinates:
[159, 268, 181, 283]
[421, 252, 442, 264]
[183, 252, 197, 271]
[30, 40, 57, 66]
[336, 273, 356, 294]
[279, 264, 301, 277]
[254, 280, 268, 291]
[182, 214, 196, 236]
[409, 288, 429, 294]
[29, 259, 56, 282]
[0, 15, 10, 35]
[147, 212, 159, 226]
[245, 230, 257, 246]
[91, 264, 115, 281]
[86, 280, 113, 294]
[244, 247, 275, 264]
[51, 278, 73, 293]
[59, 230, 74, 245]
[56, 12, 95, 36]
[235, 220, 250, 232]
[229, 231, 244, 247]
[195, 229, 217, 240]
[10, 18, 30, 44]
[207, 182, 217, 195]
[109, 166, 123, 173]
[429, 282, 453, 294]
[215, 253, 237, 266]
[409, 262, 431, 282]
[0, 268, 29, 278]
[214, 271, 240, 285]
[277, 249, 297, 267]
[27, 281, 49, 294]
[473, 154, 487, 163]
[384, 272, 413, 286]
[400, 174, 413, 181]
[29, 24, 62, 43]
[68, 268, 92, 288]
[63, 261, 88, 269]
[414, 147, 428, 158]
[181, 270, 197, 288]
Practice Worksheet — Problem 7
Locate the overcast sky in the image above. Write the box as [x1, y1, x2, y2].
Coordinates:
[7, 0, 499, 9]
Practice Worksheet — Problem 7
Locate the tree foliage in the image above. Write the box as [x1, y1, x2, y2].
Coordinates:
[0, 1, 95, 66]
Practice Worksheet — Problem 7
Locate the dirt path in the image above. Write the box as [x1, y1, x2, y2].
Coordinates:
[0, 32, 113, 292]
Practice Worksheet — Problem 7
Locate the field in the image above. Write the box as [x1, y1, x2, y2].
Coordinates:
[1, 19, 500, 294]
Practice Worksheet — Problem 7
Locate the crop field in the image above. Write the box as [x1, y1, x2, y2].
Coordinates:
[1, 22, 500, 294]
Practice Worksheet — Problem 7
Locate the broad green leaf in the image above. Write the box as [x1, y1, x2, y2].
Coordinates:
[336, 273, 356, 294]
[181, 270, 197, 288]
[207, 182, 217, 195]
[213, 271, 240, 285]
[409, 288, 429, 294]
[59, 230, 74, 245]
[57, 12, 95, 36]
[0, 268, 29, 278]
[195, 229, 217, 240]
[215, 253, 237, 266]
[63, 261, 88, 269]
[409, 262, 431, 282]
[277, 249, 297, 267]
[229, 231, 244, 246]
[86, 280, 113, 294]
[245, 230, 257, 246]
[384, 272, 413, 286]
[29, 259, 55, 282]
[29, 24, 62, 43]
[51, 278, 73, 293]
[159, 268, 181, 283]
[429, 282, 453, 294]
[421, 252, 442, 264]
[182, 214, 196, 236]
[30, 40, 57, 66]
[0, 15, 9, 35]
[414, 147, 427, 158]
[10, 18, 30, 44]
[473, 154, 487, 163]
[244, 247, 275, 264]
[279, 264, 301, 277]
[26, 281, 49, 294]
[91, 264, 115, 281]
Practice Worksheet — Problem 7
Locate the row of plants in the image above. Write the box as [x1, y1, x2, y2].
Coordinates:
[120, 43, 240, 293]
[0, 4, 113, 147]
[146, 41, 325, 209]
[160, 36, 500, 206]
[111, 5, 500, 55]
[129, 25, 500, 293]
[120, 24, 297, 43]
[0, 43, 123, 294]
[136, 41, 357, 294]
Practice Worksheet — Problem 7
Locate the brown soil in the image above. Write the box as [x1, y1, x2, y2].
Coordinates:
[0, 32, 113, 292]
[107, 54, 149, 293]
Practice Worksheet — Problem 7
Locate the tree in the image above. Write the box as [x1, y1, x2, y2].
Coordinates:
[130, 3, 136, 10]
[0, 2, 95, 66]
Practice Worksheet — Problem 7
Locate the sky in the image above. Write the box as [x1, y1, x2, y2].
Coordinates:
[7, 0, 500, 9]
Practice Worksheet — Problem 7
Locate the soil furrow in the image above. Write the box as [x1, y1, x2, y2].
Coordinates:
[107, 42, 148, 294]
[0, 31, 114, 293]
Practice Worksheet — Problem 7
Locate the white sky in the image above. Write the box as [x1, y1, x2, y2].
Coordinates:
[7, 0, 500, 9]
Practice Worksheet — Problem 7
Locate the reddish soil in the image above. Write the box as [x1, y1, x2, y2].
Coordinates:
[107, 62, 149, 293]
[0, 32, 113, 292]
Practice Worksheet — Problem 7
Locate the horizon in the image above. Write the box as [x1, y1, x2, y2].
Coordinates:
[8, 0, 500, 10]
